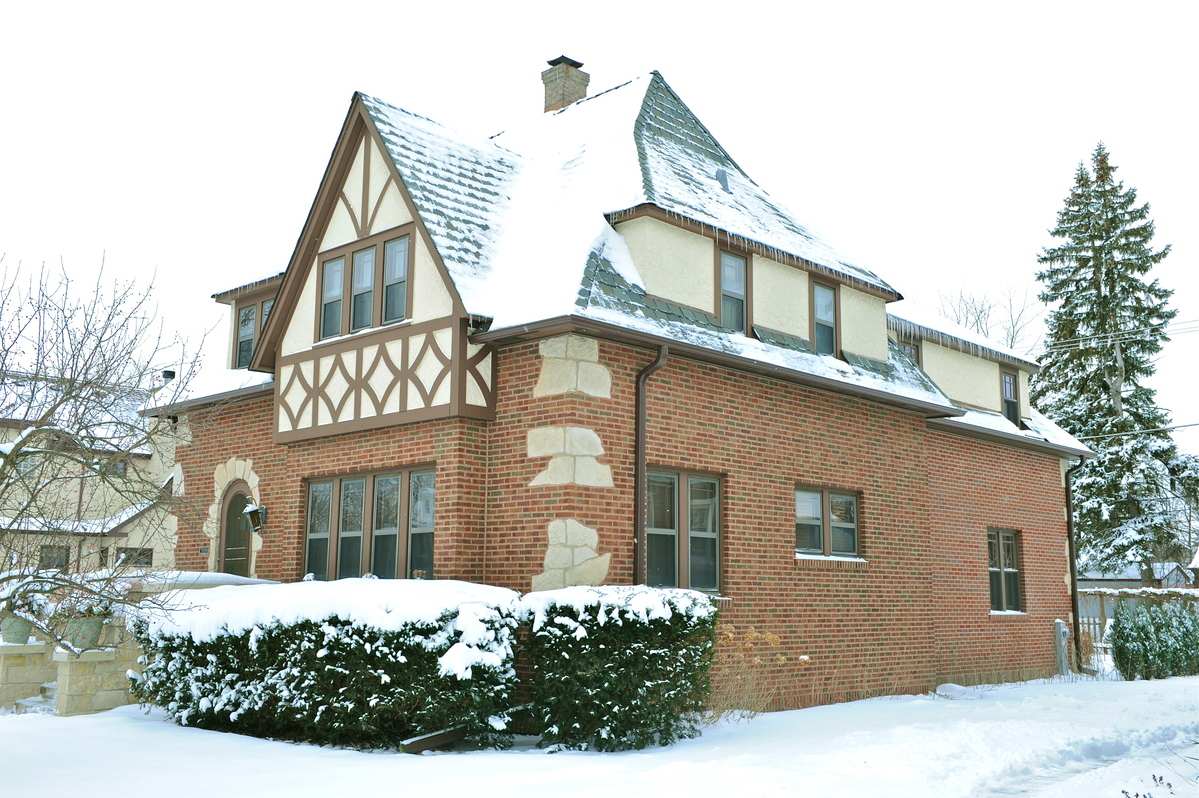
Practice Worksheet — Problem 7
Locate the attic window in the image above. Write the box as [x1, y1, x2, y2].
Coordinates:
[715, 168, 732, 193]
[1001, 370, 1021, 427]
[718, 251, 748, 335]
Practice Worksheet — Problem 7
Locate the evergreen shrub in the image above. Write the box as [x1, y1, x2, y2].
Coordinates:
[1110, 599, 1199, 681]
[130, 579, 520, 749]
[521, 585, 717, 751]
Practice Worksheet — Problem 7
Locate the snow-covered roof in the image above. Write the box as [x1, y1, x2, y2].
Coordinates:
[929, 406, 1092, 458]
[0, 372, 155, 456]
[887, 301, 1039, 372]
[359, 72, 897, 335]
[1, 495, 162, 537]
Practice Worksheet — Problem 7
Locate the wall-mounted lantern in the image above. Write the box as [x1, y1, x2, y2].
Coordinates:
[243, 502, 267, 534]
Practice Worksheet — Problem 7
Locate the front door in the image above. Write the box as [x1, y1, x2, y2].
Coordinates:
[222, 492, 252, 577]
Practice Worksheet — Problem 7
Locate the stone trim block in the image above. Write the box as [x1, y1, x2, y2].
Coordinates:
[533, 334, 611, 398]
[527, 426, 613, 488]
[531, 519, 612, 590]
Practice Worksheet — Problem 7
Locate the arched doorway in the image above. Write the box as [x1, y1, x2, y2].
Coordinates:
[219, 482, 253, 577]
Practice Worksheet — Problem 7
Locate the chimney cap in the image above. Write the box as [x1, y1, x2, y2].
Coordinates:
[547, 55, 584, 69]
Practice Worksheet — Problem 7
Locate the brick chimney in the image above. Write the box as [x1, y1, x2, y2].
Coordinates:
[541, 55, 589, 112]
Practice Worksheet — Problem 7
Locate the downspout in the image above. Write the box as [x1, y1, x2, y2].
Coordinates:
[633, 345, 669, 584]
[1064, 459, 1085, 671]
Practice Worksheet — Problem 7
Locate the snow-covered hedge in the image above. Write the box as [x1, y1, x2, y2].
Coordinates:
[521, 585, 717, 751]
[130, 579, 521, 749]
[1110, 600, 1199, 680]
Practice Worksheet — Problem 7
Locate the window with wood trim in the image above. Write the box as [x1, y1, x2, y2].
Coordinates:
[304, 468, 435, 581]
[811, 282, 838, 356]
[317, 226, 415, 340]
[988, 529, 1022, 611]
[896, 338, 921, 366]
[794, 486, 859, 556]
[718, 250, 748, 334]
[116, 547, 153, 567]
[39, 545, 70, 571]
[647, 470, 720, 592]
[232, 295, 276, 369]
[1001, 370, 1020, 426]
[236, 304, 257, 368]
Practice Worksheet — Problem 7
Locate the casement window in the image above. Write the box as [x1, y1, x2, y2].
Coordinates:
[232, 296, 276, 369]
[39, 545, 70, 571]
[305, 468, 435, 581]
[317, 226, 415, 340]
[116, 547, 153, 568]
[236, 304, 257, 368]
[988, 529, 1022, 612]
[811, 282, 838, 356]
[647, 470, 720, 592]
[794, 487, 859, 556]
[1001, 370, 1020, 426]
[718, 251, 748, 334]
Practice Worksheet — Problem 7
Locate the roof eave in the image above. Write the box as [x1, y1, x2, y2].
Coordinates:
[142, 381, 274, 417]
[476, 314, 961, 420]
[211, 273, 285, 304]
[927, 416, 1094, 460]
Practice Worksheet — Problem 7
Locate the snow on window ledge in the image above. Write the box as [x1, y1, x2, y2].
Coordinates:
[794, 552, 867, 564]
[988, 610, 1026, 617]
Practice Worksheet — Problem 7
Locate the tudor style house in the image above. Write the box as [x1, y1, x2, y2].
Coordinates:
[152, 57, 1091, 705]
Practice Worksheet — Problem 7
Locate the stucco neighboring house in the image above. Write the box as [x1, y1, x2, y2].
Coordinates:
[0, 375, 180, 572]
[147, 57, 1093, 706]
[1079, 562, 1195, 590]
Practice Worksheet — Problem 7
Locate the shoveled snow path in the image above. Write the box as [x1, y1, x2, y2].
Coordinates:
[1, 675, 1197, 797]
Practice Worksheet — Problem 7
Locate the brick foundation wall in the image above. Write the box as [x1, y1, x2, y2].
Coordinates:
[172, 334, 1071, 709]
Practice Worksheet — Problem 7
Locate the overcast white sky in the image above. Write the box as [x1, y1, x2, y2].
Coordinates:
[2, 1, 1196, 450]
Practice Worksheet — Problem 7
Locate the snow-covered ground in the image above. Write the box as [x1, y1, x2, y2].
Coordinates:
[3, 675, 1198, 797]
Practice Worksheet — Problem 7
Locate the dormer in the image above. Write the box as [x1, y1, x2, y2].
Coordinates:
[887, 309, 1036, 425]
[212, 273, 283, 370]
[614, 213, 892, 363]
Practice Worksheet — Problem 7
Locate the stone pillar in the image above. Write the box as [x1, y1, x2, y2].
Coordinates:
[0, 641, 55, 706]
[53, 638, 142, 715]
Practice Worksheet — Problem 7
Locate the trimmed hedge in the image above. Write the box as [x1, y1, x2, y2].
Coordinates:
[522, 585, 717, 751]
[1110, 600, 1199, 681]
[130, 581, 521, 749]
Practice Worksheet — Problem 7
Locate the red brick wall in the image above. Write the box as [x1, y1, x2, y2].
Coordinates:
[173, 334, 1071, 708]
[174, 394, 486, 583]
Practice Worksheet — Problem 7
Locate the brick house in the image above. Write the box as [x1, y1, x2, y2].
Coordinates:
[150, 57, 1091, 706]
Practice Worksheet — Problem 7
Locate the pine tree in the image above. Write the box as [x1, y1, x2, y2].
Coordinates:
[1034, 143, 1184, 571]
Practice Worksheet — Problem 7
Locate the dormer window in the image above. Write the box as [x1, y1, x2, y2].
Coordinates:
[812, 282, 838, 356]
[262, 298, 274, 325]
[320, 257, 344, 340]
[350, 248, 375, 332]
[236, 304, 256, 368]
[719, 250, 748, 334]
[317, 226, 415, 341]
[383, 236, 409, 324]
[1001, 370, 1020, 426]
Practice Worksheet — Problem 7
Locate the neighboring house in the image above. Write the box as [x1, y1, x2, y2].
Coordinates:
[0, 374, 179, 572]
[1078, 562, 1195, 590]
[148, 58, 1092, 705]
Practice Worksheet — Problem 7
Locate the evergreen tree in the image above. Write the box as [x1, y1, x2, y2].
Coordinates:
[1034, 143, 1186, 570]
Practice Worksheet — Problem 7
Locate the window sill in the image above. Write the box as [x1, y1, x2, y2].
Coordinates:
[314, 318, 413, 349]
[989, 610, 1026, 617]
[794, 552, 867, 571]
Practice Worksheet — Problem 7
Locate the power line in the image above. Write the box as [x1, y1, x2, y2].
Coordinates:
[1048, 318, 1199, 347]
[1044, 321, 1199, 352]
[1077, 422, 1199, 441]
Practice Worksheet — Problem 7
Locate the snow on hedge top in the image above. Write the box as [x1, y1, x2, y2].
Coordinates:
[522, 585, 716, 633]
[139, 579, 522, 680]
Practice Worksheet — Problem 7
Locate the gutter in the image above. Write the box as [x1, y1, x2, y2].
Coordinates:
[142, 381, 274, 418]
[633, 345, 669, 584]
[476, 314, 962, 420]
[927, 417, 1094, 460]
[1064, 459, 1085, 672]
